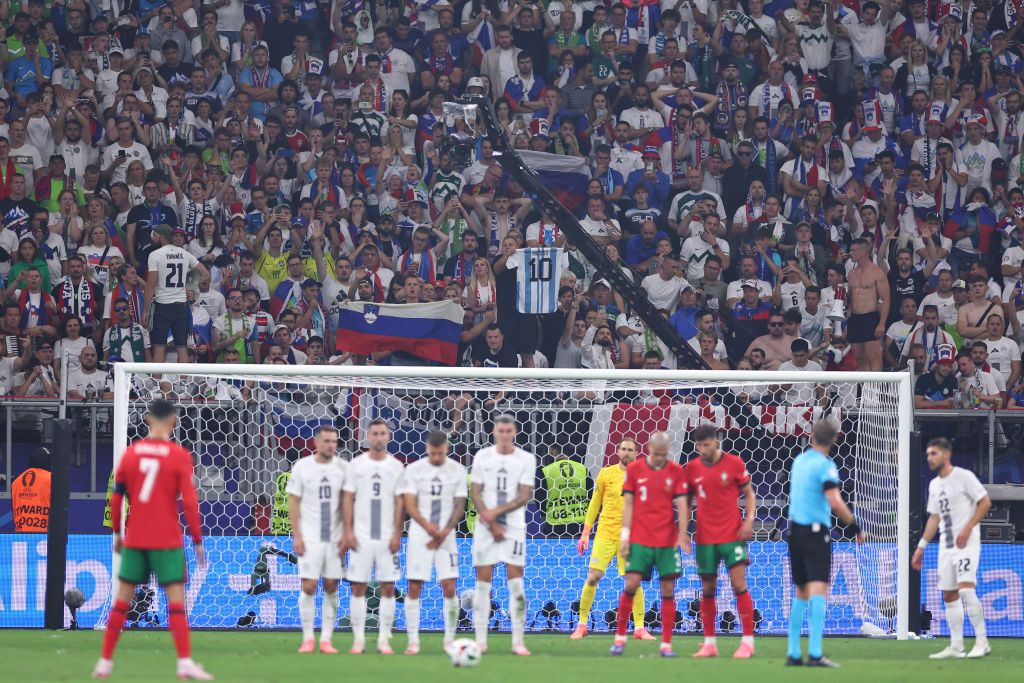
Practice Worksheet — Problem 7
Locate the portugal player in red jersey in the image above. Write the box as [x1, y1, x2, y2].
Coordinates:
[610, 432, 687, 657]
[681, 424, 758, 659]
[93, 399, 213, 681]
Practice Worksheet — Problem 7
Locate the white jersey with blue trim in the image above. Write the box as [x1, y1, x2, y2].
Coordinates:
[509, 247, 569, 315]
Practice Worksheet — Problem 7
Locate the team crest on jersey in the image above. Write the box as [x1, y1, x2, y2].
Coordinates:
[363, 304, 380, 324]
[721, 472, 729, 484]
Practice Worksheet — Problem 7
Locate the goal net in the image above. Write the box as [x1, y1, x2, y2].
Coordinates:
[101, 365, 912, 639]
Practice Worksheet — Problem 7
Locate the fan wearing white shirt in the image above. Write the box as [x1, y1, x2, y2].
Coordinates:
[470, 415, 537, 656]
[680, 214, 731, 281]
[980, 315, 1021, 389]
[912, 438, 991, 660]
[777, 338, 825, 405]
[641, 254, 688, 312]
[287, 426, 347, 654]
[958, 117, 1001, 194]
[144, 225, 209, 364]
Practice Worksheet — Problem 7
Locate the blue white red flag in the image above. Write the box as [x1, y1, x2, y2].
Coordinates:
[336, 300, 463, 366]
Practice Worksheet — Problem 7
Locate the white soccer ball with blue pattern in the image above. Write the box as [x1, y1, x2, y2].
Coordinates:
[448, 638, 482, 668]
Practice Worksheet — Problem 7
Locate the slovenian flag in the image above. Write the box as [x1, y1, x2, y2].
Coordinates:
[516, 150, 592, 212]
[336, 300, 463, 366]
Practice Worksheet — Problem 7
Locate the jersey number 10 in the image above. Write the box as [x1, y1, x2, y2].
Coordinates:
[528, 256, 553, 283]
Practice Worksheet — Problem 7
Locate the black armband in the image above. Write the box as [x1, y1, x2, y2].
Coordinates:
[848, 520, 861, 535]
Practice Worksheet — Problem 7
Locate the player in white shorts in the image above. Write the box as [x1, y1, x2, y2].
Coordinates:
[342, 419, 405, 655]
[286, 425, 347, 654]
[400, 430, 468, 654]
[470, 415, 537, 656]
[912, 437, 991, 660]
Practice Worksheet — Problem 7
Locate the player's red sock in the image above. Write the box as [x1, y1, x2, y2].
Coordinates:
[660, 599, 675, 645]
[736, 590, 755, 637]
[701, 596, 717, 638]
[101, 599, 130, 659]
[168, 603, 192, 659]
[615, 592, 634, 637]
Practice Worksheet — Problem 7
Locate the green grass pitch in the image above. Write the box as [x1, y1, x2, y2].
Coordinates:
[2, 631, 1021, 683]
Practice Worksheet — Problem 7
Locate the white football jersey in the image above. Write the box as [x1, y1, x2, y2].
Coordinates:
[285, 455, 348, 544]
[508, 247, 569, 314]
[400, 457, 468, 538]
[470, 445, 537, 531]
[343, 452, 405, 541]
[926, 466, 988, 551]
[148, 245, 199, 304]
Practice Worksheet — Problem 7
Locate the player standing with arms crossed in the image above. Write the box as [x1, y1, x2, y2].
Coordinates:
[912, 437, 991, 659]
[571, 438, 654, 640]
[470, 415, 536, 656]
[343, 419, 405, 655]
[785, 419, 864, 668]
[400, 431, 468, 654]
[287, 425, 347, 654]
[93, 399, 213, 681]
[682, 425, 758, 659]
[610, 432, 687, 658]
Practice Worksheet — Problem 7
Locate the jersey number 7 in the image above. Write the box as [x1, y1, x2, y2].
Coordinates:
[138, 457, 161, 503]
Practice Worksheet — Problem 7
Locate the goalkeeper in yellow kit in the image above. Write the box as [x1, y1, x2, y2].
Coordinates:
[571, 438, 654, 640]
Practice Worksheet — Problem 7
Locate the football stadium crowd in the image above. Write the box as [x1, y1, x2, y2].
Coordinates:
[0, 0, 1022, 413]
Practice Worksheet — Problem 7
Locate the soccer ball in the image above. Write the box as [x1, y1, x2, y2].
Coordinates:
[448, 638, 482, 668]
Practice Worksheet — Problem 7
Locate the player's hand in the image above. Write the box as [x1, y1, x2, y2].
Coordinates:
[619, 540, 630, 559]
[874, 322, 885, 340]
[112, 534, 122, 554]
[679, 535, 692, 555]
[738, 521, 754, 542]
[855, 531, 867, 544]
[293, 535, 305, 557]
[337, 537, 347, 556]
[955, 528, 970, 549]
[389, 534, 401, 554]
[194, 543, 206, 569]
[479, 508, 497, 525]
[911, 548, 924, 571]
[491, 524, 506, 541]
[426, 537, 441, 550]
[577, 534, 590, 556]
[344, 532, 358, 552]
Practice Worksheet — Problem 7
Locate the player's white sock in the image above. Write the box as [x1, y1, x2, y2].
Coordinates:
[443, 595, 458, 643]
[321, 591, 338, 643]
[474, 581, 492, 646]
[299, 591, 316, 642]
[960, 589, 987, 645]
[509, 577, 526, 647]
[741, 635, 755, 647]
[405, 598, 420, 646]
[945, 599, 964, 651]
[176, 658, 194, 668]
[350, 595, 367, 645]
[379, 596, 396, 645]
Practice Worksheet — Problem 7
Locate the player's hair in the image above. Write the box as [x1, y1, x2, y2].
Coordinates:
[314, 424, 338, 437]
[692, 424, 718, 443]
[367, 418, 389, 430]
[811, 419, 840, 448]
[927, 437, 952, 452]
[494, 414, 517, 427]
[618, 437, 638, 448]
[149, 399, 175, 421]
[426, 430, 448, 447]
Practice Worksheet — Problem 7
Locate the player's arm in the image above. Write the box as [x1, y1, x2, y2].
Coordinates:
[489, 483, 532, 518]
[579, 470, 605, 554]
[446, 496, 467, 541]
[109, 454, 130, 553]
[178, 452, 205, 566]
[342, 490, 358, 550]
[619, 491, 634, 559]
[956, 494, 991, 549]
[676, 493, 692, 554]
[390, 492, 404, 554]
[403, 491, 438, 537]
[911, 513, 940, 570]
[287, 493, 304, 556]
[739, 482, 757, 541]
[824, 487, 865, 543]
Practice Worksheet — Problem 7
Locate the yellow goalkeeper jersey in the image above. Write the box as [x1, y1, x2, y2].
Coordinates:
[584, 464, 626, 542]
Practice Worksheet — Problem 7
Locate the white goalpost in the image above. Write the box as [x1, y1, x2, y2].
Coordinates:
[105, 364, 914, 640]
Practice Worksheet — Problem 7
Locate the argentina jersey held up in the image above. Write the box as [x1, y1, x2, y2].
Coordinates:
[509, 247, 569, 315]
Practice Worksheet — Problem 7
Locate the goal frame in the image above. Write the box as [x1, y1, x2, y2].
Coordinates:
[111, 364, 915, 640]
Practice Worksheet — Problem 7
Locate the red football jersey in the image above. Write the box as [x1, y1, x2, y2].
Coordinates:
[683, 452, 751, 544]
[111, 439, 203, 550]
[622, 457, 687, 548]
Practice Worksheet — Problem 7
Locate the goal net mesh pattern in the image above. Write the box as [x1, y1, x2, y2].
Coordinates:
[102, 369, 904, 636]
